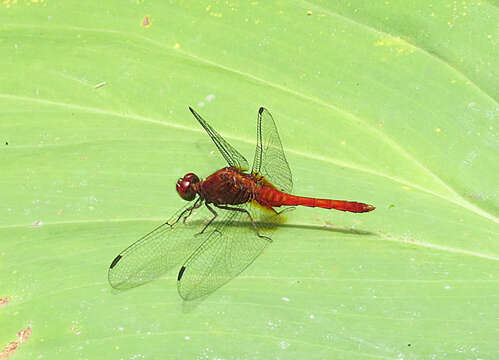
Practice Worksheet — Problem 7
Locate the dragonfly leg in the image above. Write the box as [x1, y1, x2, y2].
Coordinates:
[214, 204, 272, 242]
[273, 206, 296, 215]
[195, 202, 218, 236]
[169, 198, 203, 227]
[181, 198, 204, 225]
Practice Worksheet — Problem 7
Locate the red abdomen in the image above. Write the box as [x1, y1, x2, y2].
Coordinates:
[256, 187, 375, 213]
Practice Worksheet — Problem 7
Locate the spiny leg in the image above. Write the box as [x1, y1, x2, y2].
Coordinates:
[181, 198, 203, 224]
[195, 202, 218, 236]
[169, 198, 203, 227]
[271, 206, 296, 216]
[214, 204, 272, 242]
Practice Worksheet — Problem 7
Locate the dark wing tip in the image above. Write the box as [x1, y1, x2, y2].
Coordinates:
[109, 255, 122, 269]
[258, 107, 266, 115]
[177, 266, 186, 281]
[188, 106, 195, 113]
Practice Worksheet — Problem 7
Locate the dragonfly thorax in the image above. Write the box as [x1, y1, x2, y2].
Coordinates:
[176, 173, 200, 201]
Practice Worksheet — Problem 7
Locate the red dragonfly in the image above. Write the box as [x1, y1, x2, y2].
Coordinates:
[108, 107, 375, 300]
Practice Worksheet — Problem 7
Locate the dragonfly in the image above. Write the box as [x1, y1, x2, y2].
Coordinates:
[108, 107, 375, 300]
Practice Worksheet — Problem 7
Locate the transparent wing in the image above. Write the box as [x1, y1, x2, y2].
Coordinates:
[177, 204, 274, 300]
[251, 107, 293, 193]
[189, 107, 250, 170]
[108, 201, 215, 290]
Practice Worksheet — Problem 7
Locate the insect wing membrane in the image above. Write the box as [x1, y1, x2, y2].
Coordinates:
[189, 107, 250, 171]
[251, 107, 293, 193]
[108, 202, 213, 290]
[177, 205, 271, 300]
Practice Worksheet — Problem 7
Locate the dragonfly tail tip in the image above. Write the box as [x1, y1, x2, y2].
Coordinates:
[365, 204, 375, 212]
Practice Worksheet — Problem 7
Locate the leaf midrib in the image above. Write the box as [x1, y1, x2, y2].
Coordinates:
[1, 93, 497, 225]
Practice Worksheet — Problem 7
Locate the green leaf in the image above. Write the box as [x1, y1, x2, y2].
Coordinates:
[1, 1, 497, 359]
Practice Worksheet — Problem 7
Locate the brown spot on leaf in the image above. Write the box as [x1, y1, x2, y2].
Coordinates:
[466, 193, 484, 199]
[17, 327, 31, 344]
[0, 326, 31, 359]
[0, 341, 19, 360]
[0, 297, 9, 307]
[141, 15, 151, 27]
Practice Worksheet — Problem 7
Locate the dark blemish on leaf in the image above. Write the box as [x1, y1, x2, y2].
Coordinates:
[0, 341, 18, 359]
[0, 297, 9, 307]
[466, 193, 484, 199]
[17, 327, 31, 344]
[142, 15, 151, 27]
[31, 220, 43, 227]
[5, 142, 8, 145]
[0, 326, 32, 359]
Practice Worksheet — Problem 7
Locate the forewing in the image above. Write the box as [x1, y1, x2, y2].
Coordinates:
[108, 202, 214, 290]
[251, 107, 293, 193]
[177, 205, 271, 300]
[189, 107, 250, 170]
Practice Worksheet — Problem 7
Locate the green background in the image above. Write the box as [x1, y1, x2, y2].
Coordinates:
[1, 0, 498, 359]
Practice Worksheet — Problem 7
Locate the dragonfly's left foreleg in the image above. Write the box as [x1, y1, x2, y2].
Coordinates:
[214, 204, 271, 242]
[169, 198, 203, 228]
[181, 198, 203, 224]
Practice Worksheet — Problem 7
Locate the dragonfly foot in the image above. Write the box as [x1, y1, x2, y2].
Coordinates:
[257, 234, 272, 243]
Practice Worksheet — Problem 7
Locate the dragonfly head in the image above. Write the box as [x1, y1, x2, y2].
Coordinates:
[176, 173, 200, 201]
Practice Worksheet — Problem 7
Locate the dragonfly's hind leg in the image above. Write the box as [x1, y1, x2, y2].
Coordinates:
[214, 204, 272, 242]
[271, 206, 296, 216]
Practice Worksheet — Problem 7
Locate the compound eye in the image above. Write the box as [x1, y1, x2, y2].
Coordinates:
[176, 173, 199, 201]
